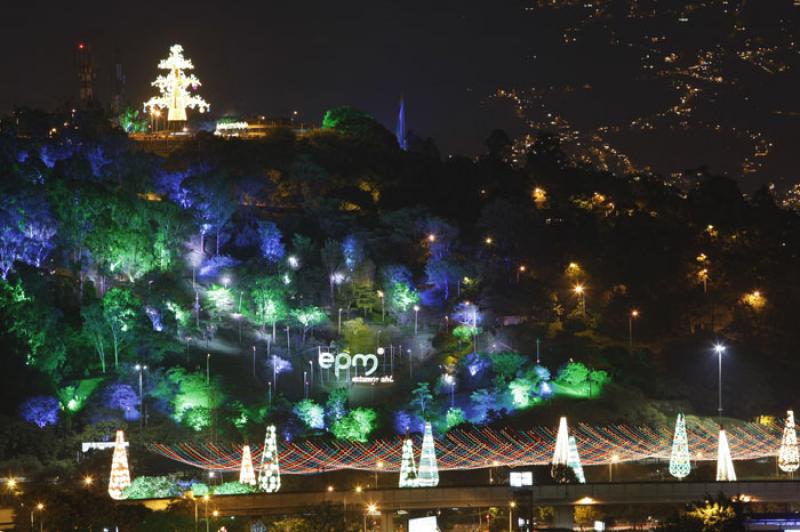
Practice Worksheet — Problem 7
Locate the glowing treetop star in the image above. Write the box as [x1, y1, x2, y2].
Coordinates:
[144, 44, 210, 122]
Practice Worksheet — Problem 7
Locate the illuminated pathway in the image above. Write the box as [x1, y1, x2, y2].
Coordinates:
[148, 421, 782, 474]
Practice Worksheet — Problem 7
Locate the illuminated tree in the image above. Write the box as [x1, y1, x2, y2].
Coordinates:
[239, 445, 256, 486]
[293, 399, 325, 430]
[205, 284, 234, 319]
[291, 306, 326, 343]
[320, 238, 343, 304]
[331, 408, 377, 442]
[669, 413, 691, 479]
[258, 425, 281, 493]
[417, 422, 439, 487]
[118, 106, 148, 133]
[144, 44, 209, 122]
[19, 395, 60, 428]
[257, 221, 285, 264]
[779, 410, 799, 474]
[398, 437, 418, 488]
[0, 192, 56, 279]
[508, 378, 536, 408]
[102, 288, 139, 368]
[390, 282, 419, 313]
[250, 278, 288, 339]
[444, 407, 466, 431]
[108, 429, 131, 500]
[716, 428, 736, 481]
[412, 382, 433, 417]
[82, 302, 109, 373]
[567, 436, 586, 483]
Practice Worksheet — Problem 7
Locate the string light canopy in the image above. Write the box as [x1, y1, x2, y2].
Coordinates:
[108, 429, 131, 500]
[147, 421, 780, 475]
[144, 44, 209, 122]
[669, 413, 691, 479]
[778, 410, 799, 474]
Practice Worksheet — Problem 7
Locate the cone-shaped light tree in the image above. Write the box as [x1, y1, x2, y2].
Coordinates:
[398, 437, 419, 488]
[716, 428, 737, 481]
[417, 422, 439, 487]
[108, 429, 131, 500]
[239, 445, 256, 486]
[567, 436, 586, 483]
[144, 44, 210, 122]
[551, 416, 571, 482]
[669, 413, 691, 479]
[779, 410, 799, 474]
[258, 425, 281, 492]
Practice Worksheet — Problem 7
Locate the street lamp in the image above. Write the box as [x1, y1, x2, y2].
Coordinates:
[377, 290, 385, 322]
[628, 309, 639, 353]
[83, 475, 93, 488]
[135, 364, 148, 433]
[338, 308, 343, 335]
[206, 354, 211, 385]
[203, 494, 210, 532]
[31, 503, 44, 532]
[714, 343, 726, 422]
[413, 305, 420, 336]
[509, 501, 516, 531]
[573, 284, 586, 315]
[516, 265, 526, 284]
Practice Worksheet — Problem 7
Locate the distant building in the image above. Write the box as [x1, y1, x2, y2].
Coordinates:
[214, 116, 314, 138]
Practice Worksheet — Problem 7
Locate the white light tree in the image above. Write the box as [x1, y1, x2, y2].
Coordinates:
[417, 422, 439, 487]
[551, 416, 571, 481]
[398, 437, 419, 488]
[108, 429, 131, 500]
[239, 444, 256, 486]
[567, 436, 586, 483]
[144, 44, 210, 122]
[779, 410, 799, 474]
[669, 413, 691, 479]
[258, 425, 281, 492]
[716, 428, 737, 481]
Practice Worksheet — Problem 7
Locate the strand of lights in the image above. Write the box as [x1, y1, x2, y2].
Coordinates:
[417, 422, 439, 487]
[551, 416, 571, 481]
[778, 410, 799, 473]
[108, 429, 131, 500]
[147, 420, 782, 475]
[716, 429, 737, 482]
[239, 445, 256, 486]
[398, 437, 419, 488]
[668, 413, 691, 479]
[258, 425, 281, 492]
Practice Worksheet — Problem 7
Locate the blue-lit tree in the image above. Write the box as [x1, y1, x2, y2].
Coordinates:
[257, 221, 285, 264]
[0, 193, 56, 279]
[341, 234, 364, 272]
[104, 383, 140, 421]
[19, 396, 60, 428]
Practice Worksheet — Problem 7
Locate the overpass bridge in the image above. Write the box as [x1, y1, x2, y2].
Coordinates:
[134, 481, 800, 530]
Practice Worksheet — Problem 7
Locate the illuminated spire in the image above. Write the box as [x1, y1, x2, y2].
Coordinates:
[716, 428, 737, 481]
[107, 429, 131, 500]
[779, 410, 799, 473]
[144, 44, 209, 122]
[669, 413, 691, 479]
[239, 444, 256, 485]
[257, 425, 281, 492]
[417, 422, 439, 487]
[398, 437, 419, 488]
[567, 436, 586, 483]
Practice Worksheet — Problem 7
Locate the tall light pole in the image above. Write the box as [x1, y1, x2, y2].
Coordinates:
[252, 345, 256, 377]
[135, 364, 148, 434]
[517, 265, 526, 284]
[714, 343, 726, 423]
[31, 503, 43, 532]
[413, 305, 420, 336]
[377, 291, 385, 322]
[206, 354, 211, 385]
[338, 308, 343, 335]
[628, 309, 639, 354]
[573, 284, 586, 316]
[508, 501, 516, 531]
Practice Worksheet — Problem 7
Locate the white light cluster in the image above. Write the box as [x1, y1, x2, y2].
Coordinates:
[144, 44, 210, 122]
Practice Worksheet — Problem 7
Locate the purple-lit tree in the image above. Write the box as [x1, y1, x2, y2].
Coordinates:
[257, 221, 285, 264]
[188, 176, 237, 256]
[19, 396, 60, 428]
[104, 383, 140, 421]
[0, 193, 56, 279]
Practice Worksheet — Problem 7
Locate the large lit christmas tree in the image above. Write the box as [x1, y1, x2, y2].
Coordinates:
[778, 410, 799, 474]
[398, 437, 419, 488]
[567, 436, 586, 483]
[417, 422, 439, 487]
[716, 428, 737, 481]
[258, 425, 281, 492]
[144, 44, 210, 122]
[239, 444, 256, 486]
[669, 413, 691, 479]
[108, 429, 131, 500]
[551, 416, 571, 482]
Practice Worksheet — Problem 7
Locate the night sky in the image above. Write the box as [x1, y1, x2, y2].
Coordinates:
[2, 0, 799, 188]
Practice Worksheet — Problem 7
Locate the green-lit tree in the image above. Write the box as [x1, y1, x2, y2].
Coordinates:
[249, 278, 288, 340]
[291, 306, 326, 344]
[412, 382, 433, 418]
[102, 288, 139, 368]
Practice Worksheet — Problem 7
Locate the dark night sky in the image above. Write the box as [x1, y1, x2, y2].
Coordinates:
[0, 0, 529, 155]
[2, 1, 799, 187]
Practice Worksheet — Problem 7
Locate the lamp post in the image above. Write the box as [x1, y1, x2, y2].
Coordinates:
[252, 345, 256, 377]
[206, 354, 211, 385]
[413, 305, 420, 336]
[203, 494, 210, 532]
[134, 364, 148, 434]
[628, 309, 639, 354]
[338, 308, 343, 335]
[714, 343, 726, 423]
[31, 503, 43, 532]
[377, 291, 385, 322]
[509, 501, 516, 532]
[517, 265, 526, 284]
[573, 284, 586, 316]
